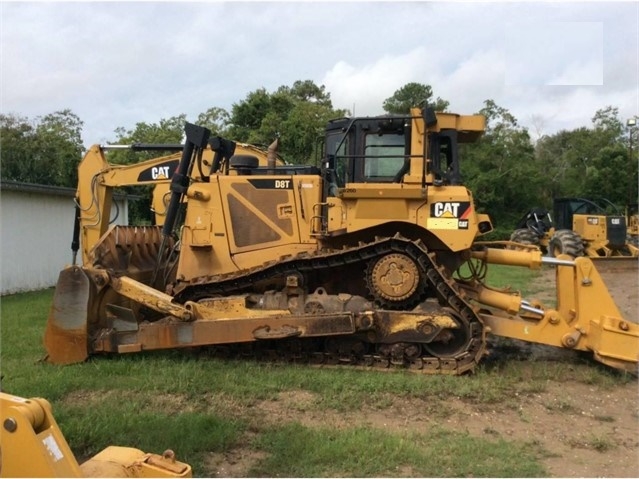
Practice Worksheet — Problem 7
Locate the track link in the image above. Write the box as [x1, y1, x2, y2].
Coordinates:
[172, 235, 487, 374]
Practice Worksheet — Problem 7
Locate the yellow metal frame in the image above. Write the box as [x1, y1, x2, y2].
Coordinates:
[0, 392, 192, 478]
[466, 249, 639, 373]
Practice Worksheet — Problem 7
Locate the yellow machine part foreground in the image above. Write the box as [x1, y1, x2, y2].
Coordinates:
[0, 392, 191, 478]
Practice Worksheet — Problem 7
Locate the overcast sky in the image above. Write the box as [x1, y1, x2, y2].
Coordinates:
[1, 1, 637, 147]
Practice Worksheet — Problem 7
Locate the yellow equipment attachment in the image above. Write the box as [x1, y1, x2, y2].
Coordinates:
[0, 392, 191, 478]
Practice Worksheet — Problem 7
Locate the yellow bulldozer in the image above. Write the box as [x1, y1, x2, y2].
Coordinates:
[510, 197, 639, 258]
[43, 107, 639, 375]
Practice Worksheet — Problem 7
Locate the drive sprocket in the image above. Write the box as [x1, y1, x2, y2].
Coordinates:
[366, 253, 425, 309]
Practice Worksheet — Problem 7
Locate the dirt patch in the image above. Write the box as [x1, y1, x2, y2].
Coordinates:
[589, 259, 638, 322]
[205, 446, 268, 478]
[214, 378, 638, 478]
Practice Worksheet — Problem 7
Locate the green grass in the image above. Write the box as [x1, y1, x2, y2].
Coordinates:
[0, 283, 634, 477]
[249, 424, 545, 477]
[457, 261, 547, 297]
[57, 403, 244, 466]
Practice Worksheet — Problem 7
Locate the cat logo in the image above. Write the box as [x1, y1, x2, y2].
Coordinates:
[431, 201, 471, 219]
[433, 202, 461, 218]
[151, 166, 170, 179]
[428, 201, 472, 230]
[136, 159, 179, 182]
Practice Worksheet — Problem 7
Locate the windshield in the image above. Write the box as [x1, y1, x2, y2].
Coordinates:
[362, 133, 406, 182]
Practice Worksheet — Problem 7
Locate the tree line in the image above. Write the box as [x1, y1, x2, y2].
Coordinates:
[1, 80, 636, 237]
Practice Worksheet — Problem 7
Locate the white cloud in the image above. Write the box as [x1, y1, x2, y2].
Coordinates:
[1, 1, 636, 147]
[547, 59, 604, 87]
[323, 48, 446, 116]
[439, 49, 507, 113]
[505, 21, 603, 86]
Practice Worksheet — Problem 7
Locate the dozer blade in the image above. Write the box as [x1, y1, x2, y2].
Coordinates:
[44, 266, 92, 364]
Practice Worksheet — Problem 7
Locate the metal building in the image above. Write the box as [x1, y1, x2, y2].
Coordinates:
[0, 181, 129, 294]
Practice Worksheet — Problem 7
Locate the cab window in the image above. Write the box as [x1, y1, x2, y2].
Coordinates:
[363, 133, 405, 182]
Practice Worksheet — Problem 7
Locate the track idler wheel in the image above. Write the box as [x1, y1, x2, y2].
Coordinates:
[367, 253, 424, 309]
[422, 313, 472, 359]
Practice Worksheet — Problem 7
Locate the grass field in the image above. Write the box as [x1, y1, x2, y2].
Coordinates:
[0, 265, 632, 477]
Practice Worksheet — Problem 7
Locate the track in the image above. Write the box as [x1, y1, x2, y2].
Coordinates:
[172, 235, 487, 375]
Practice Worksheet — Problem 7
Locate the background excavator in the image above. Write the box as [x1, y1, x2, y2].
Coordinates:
[43, 107, 638, 375]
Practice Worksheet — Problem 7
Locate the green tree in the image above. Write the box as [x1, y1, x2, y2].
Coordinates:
[582, 144, 637, 205]
[110, 115, 187, 164]
[534, 127, 594, 201]
[226, 88, 273, 142]
[533, 105, 636, 208]
[587, 107, 632, 204]
[0, 109, 84, 187]
[0, 113, 35, 182]
[461, 100, 539, 236]
[36, 110, 85, 186]
[382, 82, 449, 114]
[281, 79, 333, 106]
[226, 80, 347, 164]
[591, 106, 624, 142]
[196, 107, 230, 136]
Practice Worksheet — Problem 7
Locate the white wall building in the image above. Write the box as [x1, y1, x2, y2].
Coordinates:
[0, 181, 129, 294]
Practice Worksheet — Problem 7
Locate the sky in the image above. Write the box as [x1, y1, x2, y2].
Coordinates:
[1, 1, 638, 148]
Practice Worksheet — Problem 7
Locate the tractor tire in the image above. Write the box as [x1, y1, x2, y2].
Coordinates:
[509, 228, 540, 247]
[548, 229, 584, 258]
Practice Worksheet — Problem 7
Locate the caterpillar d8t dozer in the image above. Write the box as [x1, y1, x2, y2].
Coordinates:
[44, 108, 639, 375]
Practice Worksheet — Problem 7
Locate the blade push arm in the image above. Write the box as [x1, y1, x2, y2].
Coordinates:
[463, 248, 638, 373]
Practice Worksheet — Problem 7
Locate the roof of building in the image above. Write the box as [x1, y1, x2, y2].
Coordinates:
[0, 179, 76, 197]
[0, 180, 138, 200]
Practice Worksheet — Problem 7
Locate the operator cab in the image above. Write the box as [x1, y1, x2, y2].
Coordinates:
[324, 115, 409, 186]
[322, 108, 463, 193]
